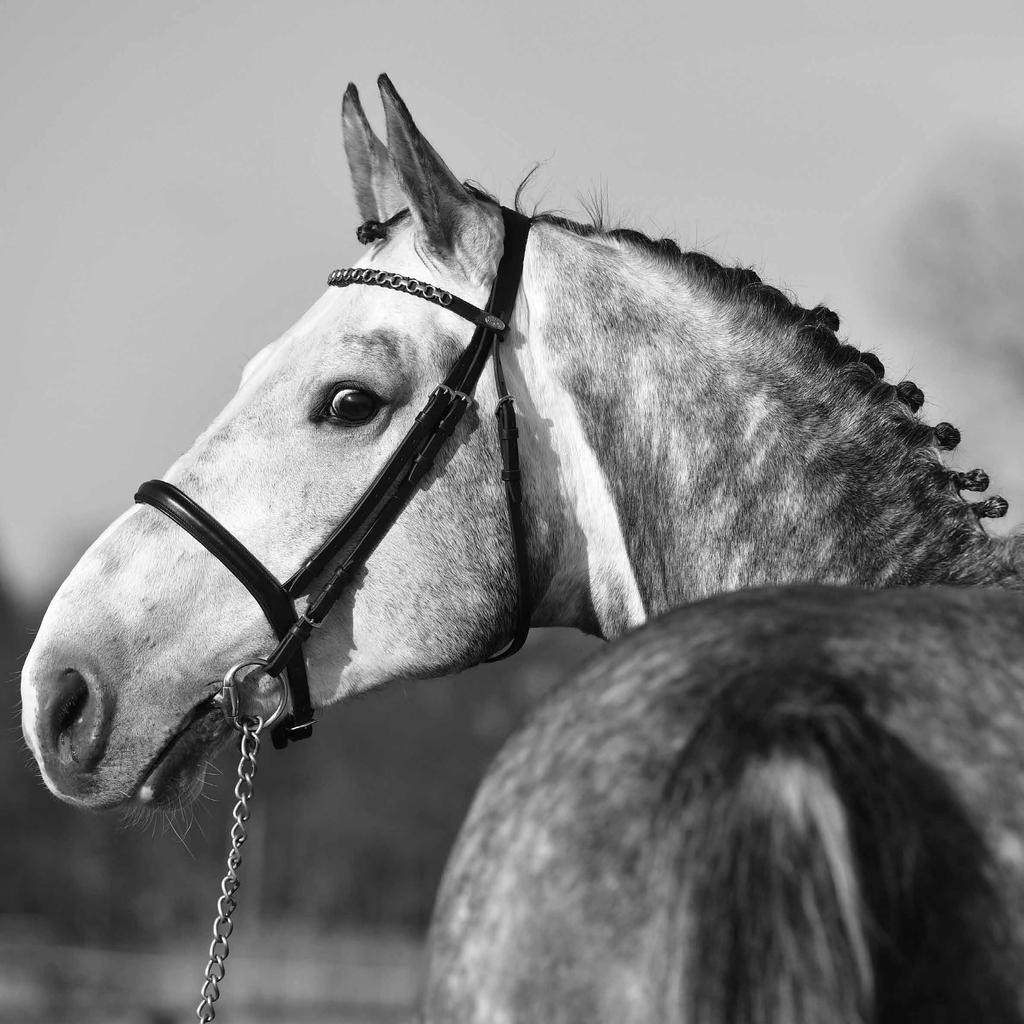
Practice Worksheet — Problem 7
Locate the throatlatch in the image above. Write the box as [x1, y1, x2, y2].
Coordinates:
[135, 207, 532, 749]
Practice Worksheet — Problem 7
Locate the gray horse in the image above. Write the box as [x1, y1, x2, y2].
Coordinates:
[21, 77, 1020, 811]
[427, 585, 1024, 1023]
[16, 75, 1024, 1022]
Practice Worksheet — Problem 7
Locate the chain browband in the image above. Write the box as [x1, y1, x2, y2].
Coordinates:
[327, 268, 507, 332]
[135, 207, 532, 749]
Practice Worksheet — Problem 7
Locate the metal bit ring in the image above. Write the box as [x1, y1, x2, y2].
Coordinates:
[219, 659, 289, 733]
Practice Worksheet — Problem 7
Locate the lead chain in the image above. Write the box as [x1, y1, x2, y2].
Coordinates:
[195, 717, 264, 1023]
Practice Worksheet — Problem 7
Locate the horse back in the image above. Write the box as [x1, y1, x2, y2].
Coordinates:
[424, 586, 1024, 1024]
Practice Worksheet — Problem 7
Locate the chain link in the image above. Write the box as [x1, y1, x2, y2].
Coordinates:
[195, 716, 263, 1023]
[327, 266, 455, 308]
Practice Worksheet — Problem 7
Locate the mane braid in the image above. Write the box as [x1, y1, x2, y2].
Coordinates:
[528, 206, 1009, 527]
[352, 185, 1008, 530]
[355, 185, 498, 245]
[355, 208, 411, 245]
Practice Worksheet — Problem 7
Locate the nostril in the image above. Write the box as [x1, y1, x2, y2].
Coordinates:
[55, 678, 90, 764]
[42, 668, 110, 774]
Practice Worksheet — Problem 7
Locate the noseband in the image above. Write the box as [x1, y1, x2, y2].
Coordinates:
[135, 207, 532, 749]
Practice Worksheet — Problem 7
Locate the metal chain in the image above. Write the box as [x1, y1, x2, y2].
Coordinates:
[328, 266, 455, 307]
[195, 716, 264, 1023]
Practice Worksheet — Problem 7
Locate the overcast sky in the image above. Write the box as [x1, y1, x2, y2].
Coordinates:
[3, 0, 1023, 602]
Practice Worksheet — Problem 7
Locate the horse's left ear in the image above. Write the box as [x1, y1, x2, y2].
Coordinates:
[377, 73, 482, 259]
[342, 83, 405, 222]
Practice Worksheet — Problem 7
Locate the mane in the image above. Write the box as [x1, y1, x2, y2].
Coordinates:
[354, 184, 1010, 531]
[526, 203, 1010, 529]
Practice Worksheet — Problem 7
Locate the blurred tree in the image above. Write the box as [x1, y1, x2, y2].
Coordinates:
[888, 141, 1024, 522]
[895, 145, 1024, 387]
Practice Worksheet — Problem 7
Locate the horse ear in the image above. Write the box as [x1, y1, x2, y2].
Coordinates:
[377, 73, 475, 256]
[341, 83, 404, 222]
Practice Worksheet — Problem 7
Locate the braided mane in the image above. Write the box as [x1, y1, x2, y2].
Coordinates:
[355, 184, 1008, 524]
[528, 205, 1008, 524]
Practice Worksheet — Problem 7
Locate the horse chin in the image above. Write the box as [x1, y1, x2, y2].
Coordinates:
[133, 697, 233, 811]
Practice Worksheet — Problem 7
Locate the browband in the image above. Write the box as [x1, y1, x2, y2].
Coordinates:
[327, 268, 507, 332]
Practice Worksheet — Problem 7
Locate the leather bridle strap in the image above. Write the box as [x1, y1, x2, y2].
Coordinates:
[135, 478, 313, 743]
[482, 209, 532, 661]
[135, 207, 531, 749]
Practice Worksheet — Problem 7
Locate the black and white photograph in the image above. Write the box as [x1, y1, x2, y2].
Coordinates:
[3, 2, 1024, 1021]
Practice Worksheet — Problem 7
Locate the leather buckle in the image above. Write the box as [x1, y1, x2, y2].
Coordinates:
[432, 384, 475, 408]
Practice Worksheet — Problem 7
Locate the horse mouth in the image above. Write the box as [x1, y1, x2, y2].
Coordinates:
[135, 695, 231, 808]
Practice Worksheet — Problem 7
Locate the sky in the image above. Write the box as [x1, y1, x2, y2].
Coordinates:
[2, 0, 1024, 602]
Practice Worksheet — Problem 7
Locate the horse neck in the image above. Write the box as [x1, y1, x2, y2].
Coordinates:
[516, 222, 1022, 634]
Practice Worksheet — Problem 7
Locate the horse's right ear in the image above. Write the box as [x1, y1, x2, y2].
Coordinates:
[377, 73, 479, 259]
[341, 83, 404, 223]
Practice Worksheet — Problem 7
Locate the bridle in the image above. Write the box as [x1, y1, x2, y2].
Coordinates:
[134, 206, 532, 749]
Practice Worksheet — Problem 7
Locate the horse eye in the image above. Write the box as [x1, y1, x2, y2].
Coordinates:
[325, 387, 381, 425]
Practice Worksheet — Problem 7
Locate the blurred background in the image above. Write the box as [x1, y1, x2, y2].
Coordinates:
[2, 1, 1023, 1021]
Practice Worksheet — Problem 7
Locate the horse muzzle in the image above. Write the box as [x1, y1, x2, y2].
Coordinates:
[21, 646, 117, 805]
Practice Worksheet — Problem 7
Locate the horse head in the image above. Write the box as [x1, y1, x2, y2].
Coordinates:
[21, 76, 537, 810]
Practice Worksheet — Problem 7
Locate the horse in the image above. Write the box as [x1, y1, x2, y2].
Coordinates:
[20, 74, 1022, 810]
[425, 585, 1024, 1023]
[16, 73, 1024, 1016]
